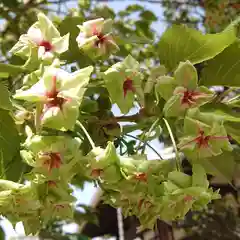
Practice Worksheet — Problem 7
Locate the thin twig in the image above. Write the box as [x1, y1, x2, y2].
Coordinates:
[163, 118, 181, 171]
[125, 133, 163, 159]
[35, 103, 43, 134]
[76, 120, 95, 149]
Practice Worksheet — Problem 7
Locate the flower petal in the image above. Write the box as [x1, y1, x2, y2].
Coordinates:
[14, 79, 47, 102]
[37, 12, 60, 41]
[52, 33, 69, 54]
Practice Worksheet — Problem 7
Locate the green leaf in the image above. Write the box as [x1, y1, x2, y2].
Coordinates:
[200, 103, 240, 122]
[200, 152, 235, 182]
[0, 226, 5, 240]
[140, 10, 158, 22]
[174, 61, 198, 89]
[192, 164, 209, 189]
[5, 153, 27, 183]
[0, 73, 9, 78]
[158, 24, 237, 71]
[225, 122, 240, 144]
[0, 109, 20, 181]
[126, 4, 144, 12]
[22, 47, 40, 72]
[0, 63, 25, 76]
[200, 40, 240, 86]
[168, 171, 192, 188]
[155, 76, 176, 100]
[0, 81, 12, 110]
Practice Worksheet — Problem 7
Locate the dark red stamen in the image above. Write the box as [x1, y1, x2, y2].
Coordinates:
[138, 199, 152, 209]
[91, 168, 104, 178]
[54, 204, 65, 212]
[92, 24, 107, 47]
[42, 152, 62, 172]
[134, 172, 147, 182]
[44, 76, 68, 110]
[180, 126, 229, 150]
[184, 195, 193, 202]
[47, 180, 57, 187]
[123, 78, 135, 97]
[180, 90, 205, 106]
[39, 40, 53, 52]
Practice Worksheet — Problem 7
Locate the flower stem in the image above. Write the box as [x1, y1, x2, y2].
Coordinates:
[35, 103, 43, 134]
[125, 133, 163, 160]
[163, 118, 181, 171]
[136, 118, 160, 153]
[76, 120, 95, 149]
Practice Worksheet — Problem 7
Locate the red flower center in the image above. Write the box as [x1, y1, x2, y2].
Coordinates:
[92, 25, 107, 47]
[184, 195, 193, 202]
[41, 152, 62, 172]
[91, 168, 104, 178]
[134, 172, 147, 182]
[138, 199, 152, 209]
[39, 40, 53, 52]
[47, 180, 57, 187]
[181, 127, 229, 150]
[180, 89, 204, 106]
[123, 78, 135, 97]
[45, 76, 68, 110]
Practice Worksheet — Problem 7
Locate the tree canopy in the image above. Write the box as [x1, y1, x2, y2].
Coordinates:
[0, 0, 240, 239]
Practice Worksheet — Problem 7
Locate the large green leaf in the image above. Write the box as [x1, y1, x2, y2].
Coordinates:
[225, 122, 240, 144]
[0, 226, 5, 240]
[0, 81, 12, 110]
[0, 109, 20, 181]
[0, 63, 25, 76]
[200, 103, 240, 122]
[157, 24, 237, 71]
[200, 152, 235, 183]
[200, 40, 240, 86]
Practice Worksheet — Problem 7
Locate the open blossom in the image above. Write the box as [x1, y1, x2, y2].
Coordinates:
[10, 13, 69, 61]
[178, 117, 232, 159]
[103, 55, 144, 114]
[76, 18, 119, 59]
[14, 66, 93, 131]
[156, 60, 214, 117]
[39, 152, 62, 172]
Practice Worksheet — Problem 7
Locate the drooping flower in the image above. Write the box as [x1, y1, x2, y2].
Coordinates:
[39, 152, 62, 172]
[90, 168, 104, 178]
[41, 196, 74, 224]
[86, 142, 122, 183]
[134, 172, 147, 182]
[23, 135, 82, 181]
[155, 60, 214, 117]
[76, 18, 119, 59]
[103, 55, 144, 114]
[178, 116, 232, 159]
[14, 65, 93, 130]
[10, 13, 69, 61]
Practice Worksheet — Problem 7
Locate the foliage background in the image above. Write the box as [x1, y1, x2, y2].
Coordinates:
[0, 0, 240, 239]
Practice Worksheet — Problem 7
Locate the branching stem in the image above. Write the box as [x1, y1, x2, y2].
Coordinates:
[163, 118, 181, 171]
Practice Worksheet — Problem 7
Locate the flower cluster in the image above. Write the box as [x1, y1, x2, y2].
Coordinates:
[79, 142, 220, 229]
[10, 13, 69, 63]
[0, 13, 94, 232]
[156, 61, 214, 117]
[14, 64, 93, 131]
[178, 108, 232, 159]
[0, 12, 234, 235]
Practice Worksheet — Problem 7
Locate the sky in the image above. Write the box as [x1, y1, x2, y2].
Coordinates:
[1, 1, 169, 238]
